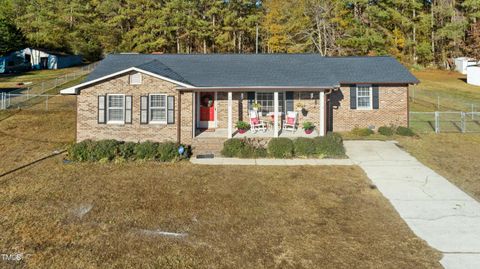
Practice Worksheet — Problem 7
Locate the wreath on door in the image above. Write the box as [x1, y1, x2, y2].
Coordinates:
[201, 94, 213, 107]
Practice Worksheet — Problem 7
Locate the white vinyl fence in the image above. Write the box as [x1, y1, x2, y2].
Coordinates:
[410, 111, 480, 133]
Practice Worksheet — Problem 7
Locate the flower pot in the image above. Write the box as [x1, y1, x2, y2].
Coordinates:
[238, 129, 247, 134]
[304, 129, 313, 134]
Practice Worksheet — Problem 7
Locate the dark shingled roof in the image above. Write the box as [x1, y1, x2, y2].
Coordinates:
[86, 54, 418, 87]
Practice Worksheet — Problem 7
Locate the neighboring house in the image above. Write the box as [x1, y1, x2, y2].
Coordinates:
[0, 48, 82, 73]
[60, 54, 418, 145]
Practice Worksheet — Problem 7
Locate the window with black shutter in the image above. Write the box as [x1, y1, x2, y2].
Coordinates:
[140, 95, 148, 124]
[98, 95, 106, 124]
[167, 96, 175, 124]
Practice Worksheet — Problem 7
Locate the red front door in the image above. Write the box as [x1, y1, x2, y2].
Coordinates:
[199, 92, 215, 128]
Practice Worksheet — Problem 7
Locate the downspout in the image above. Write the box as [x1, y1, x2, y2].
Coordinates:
[177, 91, 182, 143]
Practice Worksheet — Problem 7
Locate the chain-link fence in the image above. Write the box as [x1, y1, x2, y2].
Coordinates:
[409, 87, 480, 113]
[0, 93, 75, 111]
[6, 62, 97, 96]
[410, 111, 480, 133]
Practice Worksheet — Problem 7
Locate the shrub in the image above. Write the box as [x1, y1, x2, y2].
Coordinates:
[254, 147, 268, 158]
[68, 140, 94, 161]
[118, 142, 137, 160]
[396, 126, 415, 136]
[239, 143, 256, 158]
[293, 138, 316, 157]
[134, 141, 159, 160]
[351, 127, 374, 136]
[267, 138, 294, 158]
[378, 126, 395, 136]
[221, 139, 245, 157]
[90, 140, 120, 161]
[157, 142, 179, 162]
[314, 132, 345, 157]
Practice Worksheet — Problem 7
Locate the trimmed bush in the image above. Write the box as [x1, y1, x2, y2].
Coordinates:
[378, 126, 395, 136]
[314, 132, 345, 157]
[91, 139, 120, 161]
[118, 142, 137, 160]
[293, 138, 316, 157]
[157, 142, 179, 162]
[68, 140, 188, 162]
[351, 127, 374, 136]
[134, 141, 159, 160]
[68, 140, 94, 162]
[221, 139, 245, 157]
[396, 126, 415, 136]
[268, 138, 294, 158]
[254, 147, 268, 158]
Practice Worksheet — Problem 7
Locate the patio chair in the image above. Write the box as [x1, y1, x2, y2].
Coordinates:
[283, 111, 298, 132]
[249, 110, 267, 133]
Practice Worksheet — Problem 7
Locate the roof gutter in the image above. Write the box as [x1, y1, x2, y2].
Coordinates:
[176, 86, 336, 92]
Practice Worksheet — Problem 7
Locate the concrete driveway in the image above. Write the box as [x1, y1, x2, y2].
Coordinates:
[344, 140, 480, 269]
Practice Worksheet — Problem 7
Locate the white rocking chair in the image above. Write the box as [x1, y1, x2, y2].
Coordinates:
[283, 111, 298, 132]
[249, 110, 267, 133]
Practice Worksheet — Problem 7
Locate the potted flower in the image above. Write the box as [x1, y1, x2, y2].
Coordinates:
[252, 102, 261, 111]
[302, 121, 315, 134]
[296, 102, 304, 111]
[236, 121, 250, 134]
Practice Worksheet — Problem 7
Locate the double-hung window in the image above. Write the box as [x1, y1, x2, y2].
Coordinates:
[255, 92, 284, 114]
[149, 94, 167, 124]
[107, 94, 125, 123]
[356, 85, 372, 110]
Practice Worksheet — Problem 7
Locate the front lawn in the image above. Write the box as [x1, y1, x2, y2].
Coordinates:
[0, 161, 440, 268]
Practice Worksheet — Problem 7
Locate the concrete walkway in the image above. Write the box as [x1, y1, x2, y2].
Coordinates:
[344, 140, 480, 269]
[190, 157, 354, 166]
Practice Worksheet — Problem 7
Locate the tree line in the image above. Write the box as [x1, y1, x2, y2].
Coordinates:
[0, 0, 479, 67]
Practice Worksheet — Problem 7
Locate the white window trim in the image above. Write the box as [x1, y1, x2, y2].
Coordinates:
[129, 73, 142, 85]
[149, 93, 168, 124]
[254, 91, 286, 113]
[106, 94, 125, 124]
[356, 85, 373, 110]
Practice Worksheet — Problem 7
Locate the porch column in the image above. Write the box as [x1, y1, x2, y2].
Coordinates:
[319, 91, 325, 136]
[227, 91, 233, 139]
[274, 91, 279, 137]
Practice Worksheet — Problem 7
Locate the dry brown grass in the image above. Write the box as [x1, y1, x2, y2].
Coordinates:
[0, 161, 440, 268]
[0, 96, 75, 174]
[398, 134, 480, 200]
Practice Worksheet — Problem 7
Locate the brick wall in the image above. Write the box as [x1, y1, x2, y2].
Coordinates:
[76, 71, 193, 144]
[330, 86, 408, 132]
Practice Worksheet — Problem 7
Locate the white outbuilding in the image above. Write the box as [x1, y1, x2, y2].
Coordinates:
[467, 65, 480, 86]
[455, 57, 478, 75]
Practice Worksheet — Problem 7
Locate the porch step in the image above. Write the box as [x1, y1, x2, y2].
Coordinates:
[192, 137, 227, 157]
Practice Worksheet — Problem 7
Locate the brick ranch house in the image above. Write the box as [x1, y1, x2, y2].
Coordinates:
[61, 54, 418, 149]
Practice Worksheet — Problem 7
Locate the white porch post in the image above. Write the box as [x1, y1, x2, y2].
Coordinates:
[227, 91, 233, 139]
[274, 91, 279, 137]
[319, 91, 325, 136]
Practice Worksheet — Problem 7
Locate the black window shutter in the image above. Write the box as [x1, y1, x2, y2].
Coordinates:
[125, 95, 132, 124]
[247, 91, 255, 110]
[350, 85, 357, 109]
[140, 95, 148, 124]
[167, 96, 175, 124]
[372, 85, 379, 109]
[98, 95, 106, 124]
[286, 91, 294, 112]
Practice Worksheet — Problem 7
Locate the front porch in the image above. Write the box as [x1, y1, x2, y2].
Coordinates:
[190, 89, 330, 140]
[195, 128, 320, 138]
